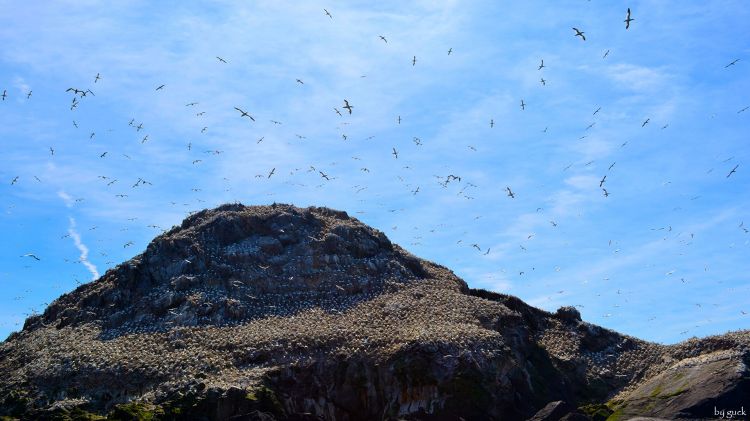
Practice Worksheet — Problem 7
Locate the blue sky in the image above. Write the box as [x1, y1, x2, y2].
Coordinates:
[0, 0, 748, 344]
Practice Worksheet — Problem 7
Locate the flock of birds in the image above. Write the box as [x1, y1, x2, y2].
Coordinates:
[1, 5, 748, 338]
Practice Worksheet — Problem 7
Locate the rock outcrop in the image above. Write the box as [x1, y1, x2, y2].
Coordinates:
[0, 204, 747, 420]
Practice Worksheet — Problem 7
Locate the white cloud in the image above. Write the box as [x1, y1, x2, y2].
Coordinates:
[67, 217, 100, 280]
[605, 63, 672, 92]
[57, 190, 74, 208]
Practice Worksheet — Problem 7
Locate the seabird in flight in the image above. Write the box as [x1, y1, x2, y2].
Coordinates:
[725, 59, 740, 68]
[573, 27, 586, 41]
[624, 8, 633, 29]
[343, 100, 353, 114]
[234, 107, 255, 121]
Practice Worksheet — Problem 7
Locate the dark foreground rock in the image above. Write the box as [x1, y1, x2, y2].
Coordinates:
[0, 204, 747, 420]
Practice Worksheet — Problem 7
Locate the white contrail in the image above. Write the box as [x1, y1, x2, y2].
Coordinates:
[67, 217, 100, 280]
[57, 191, 74, 208]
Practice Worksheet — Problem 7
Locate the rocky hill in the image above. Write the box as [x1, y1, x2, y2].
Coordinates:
[0, 204, 748, 420]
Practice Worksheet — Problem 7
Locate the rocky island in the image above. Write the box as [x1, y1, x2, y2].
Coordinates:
[1, 204, 747, 420]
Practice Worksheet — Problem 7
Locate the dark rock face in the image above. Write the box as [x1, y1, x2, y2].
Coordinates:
[21, 204, 442, 339]
[0, 203, 747, 420]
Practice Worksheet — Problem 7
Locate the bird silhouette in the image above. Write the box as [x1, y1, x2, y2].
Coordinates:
[624, 8, 633, 29]
[234, 107, 256, 121]
[343, 100, 353, 114]
[573, 27, 586, 40]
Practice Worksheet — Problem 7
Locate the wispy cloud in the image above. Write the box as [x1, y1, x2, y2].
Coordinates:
[67, 217, 99, 280]
[57, 190, 74, 208]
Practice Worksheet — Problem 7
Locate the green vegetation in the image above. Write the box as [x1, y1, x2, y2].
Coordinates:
[579, 403, 613, 421]
[605, 407, 626, 421]
[108, 402, 164, 421]
[245, 385, 283, 415]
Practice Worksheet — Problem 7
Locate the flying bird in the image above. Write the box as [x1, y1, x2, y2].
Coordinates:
[624, 8, 633, 29]
[343, 100, 353, 114]
[603, 188, 610, 197]
[727, 164, 739, 178]
[448, 48, 452, 55]
[155, 84, 165, 91]
[379, 35, 387, 43]
[267, 167, 275, 179]
[412, 56, 416, 66]
[21, 253, 40, 261]
[1, 90, 5, 100]
[490, 119, 494, 128]
[392, 148, 398, 159]
[642, 118, 650, 127]
[538, 59, 545, 70]
[506, 186, 515, 198]
[234, 107, 255, 121]
[94, 73, 101, 82]
[603, 49, 610, 58]
[725, 59, 740, 68]
[520, 99, 526, 110]
[216, 56, 227, 63]
[540, 78, 546, 85]
[599, 175, 607, 187]
[573, 27, 586, 41]
[324, 8, 332, 18]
